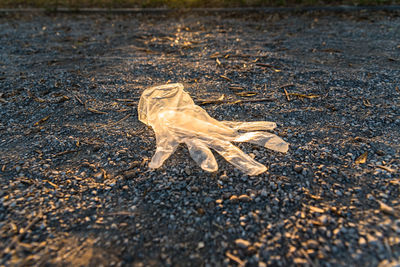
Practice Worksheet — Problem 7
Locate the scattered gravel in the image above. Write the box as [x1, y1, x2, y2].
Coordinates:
[0, 9, 399, 266]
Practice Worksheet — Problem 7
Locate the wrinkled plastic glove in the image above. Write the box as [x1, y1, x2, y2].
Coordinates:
[138, 83, 289, 176]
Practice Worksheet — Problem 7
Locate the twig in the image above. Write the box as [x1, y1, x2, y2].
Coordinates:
[197, 97, 275, 105]
[220, 75, 232, 82]
[376, 165, 395, 173]
[33, 115, 51, 126]
[288, 93, 319, 99]
[2, 211, 43, 257]
[115, 98, 140, 102]
[228, 86, 244, 91]
[87, 107, 107, 114]
[74, 94, 84, 105]
[283, 88, 291, 101]
[226, 252, 246, 267]
[299, 249, 317, 267]
[54, 150, 78, 157]
[101, 114, 131, 128]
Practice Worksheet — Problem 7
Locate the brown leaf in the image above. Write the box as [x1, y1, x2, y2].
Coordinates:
[355, 152, 368, 164]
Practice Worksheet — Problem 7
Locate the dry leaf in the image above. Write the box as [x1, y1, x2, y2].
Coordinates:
[355, 152, 368, 164]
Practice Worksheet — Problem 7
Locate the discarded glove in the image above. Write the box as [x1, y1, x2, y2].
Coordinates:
[138, 83, 289, 175]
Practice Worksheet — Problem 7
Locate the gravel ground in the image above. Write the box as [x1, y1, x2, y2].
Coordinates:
[0, 9, 399, 267]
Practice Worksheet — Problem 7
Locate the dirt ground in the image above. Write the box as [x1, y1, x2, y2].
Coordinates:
[0, 8, 399, 267]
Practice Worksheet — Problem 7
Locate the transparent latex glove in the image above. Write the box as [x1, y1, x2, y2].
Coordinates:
[138, 83, 289, 176]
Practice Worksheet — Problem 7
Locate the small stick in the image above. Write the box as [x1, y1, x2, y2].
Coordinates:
[220, 75, 232, 82]
[54, 150, 78, 157]
[299, 249, 317, 267]
[226, 252, 245, 267]
[74, 95, 84, 105]
[283, 88, 291, 101]
[103, 114, 131, 128]
[2, 211, 43, 257]
[34, 115, 51, 126]
[197, 97, 275, 105]
[87, 107, 107, 114]
[115, 98, 139, 102]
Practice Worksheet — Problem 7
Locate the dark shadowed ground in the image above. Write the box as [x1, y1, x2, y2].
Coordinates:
[0, 8, 399, 266]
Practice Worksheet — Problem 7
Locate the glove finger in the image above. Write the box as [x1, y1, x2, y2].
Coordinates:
[233, 131, 289, 153]
[208, 139, 267, 176]
[185, 139, 218, 172]
[149, 138, 179, 169]
[149, 149, 175, 169]
[221, 121, 277, 131]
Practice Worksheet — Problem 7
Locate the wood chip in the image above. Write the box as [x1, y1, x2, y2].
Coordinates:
[216, 58, 221, 65]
